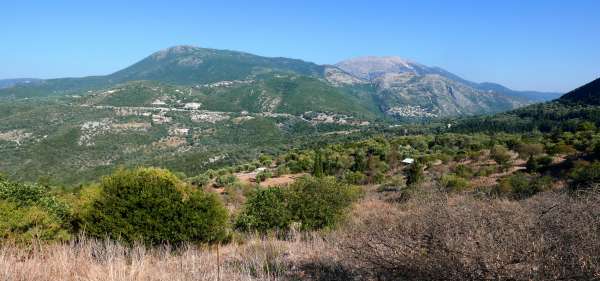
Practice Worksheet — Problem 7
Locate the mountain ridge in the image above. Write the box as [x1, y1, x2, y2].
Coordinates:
[0, 45, 545, 117]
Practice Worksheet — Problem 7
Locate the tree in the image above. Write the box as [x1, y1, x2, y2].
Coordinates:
[491, 145, 512, 168]
[406, 161, 424, 187]
[515, 143, 544, 159]
[388, 144, 400, 171]
[526, 156, 540, 172]
[81, 168, 228, 245]
[313, 150, 324, 178]
[287, 177, 360, 230]
[235, 188, 291, 232]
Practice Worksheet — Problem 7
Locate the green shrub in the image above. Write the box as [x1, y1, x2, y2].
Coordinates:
[215, 174, 238, 187]
[497, 173, 551, 198]
[188, 174, 210, 187]
[81, 167, 228, 245]
[377, 175, 406, 192]
[491, 145, 512, 168]
[287, 177, 360, 230]
[344, 171, 366, 185]
[515, 143, 544, 159]
[454, 150, 468, 162]
[526, 156, 540, 172]
[259, 155, 273, 166]
[0, 178, 71, 243]
[236, 177, 359, 232]
[475, 165, 497, 177]
[274, 165, 290, 177]
[569, 161, 600, 190]
[0, 180, 69, 219]
[0, 201, 70, 243]
[256, 170, 273, 183]
[235, 188, 291, 232]
[441, 174, 470, 192]
[406, 162, 424, 187]
[454, 164, 474, 179]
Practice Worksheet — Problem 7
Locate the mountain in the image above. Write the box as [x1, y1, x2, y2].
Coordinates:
[0, 78, 41, 89]
[559, 77, 600, 105]
[476, 82, 562, 102]
[335, 56, 532, 117]
[109, 45, 325, 85]
[451, 77, 600, 134]
[1, 46, 541, 118]
[0, 46, 326, 98]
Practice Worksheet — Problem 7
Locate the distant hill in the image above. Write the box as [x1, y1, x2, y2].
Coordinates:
[335, 56, 535, 117]
[559, 77, 600, 105]
[335, 56, 560, 102]
[0, 78, 41, 89]
[0, 45, 549, 118]
[109, 45, 325, 85]
[451, 77, 600, 134]
[475, 82, 562, 102]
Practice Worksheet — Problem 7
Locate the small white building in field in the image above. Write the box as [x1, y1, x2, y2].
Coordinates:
[401, 158, 415, 164]
[184, 102, 202, 110]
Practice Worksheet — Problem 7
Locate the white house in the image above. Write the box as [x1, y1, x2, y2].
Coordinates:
[184, 102, 202, 110]
[401, 158, 415, 164]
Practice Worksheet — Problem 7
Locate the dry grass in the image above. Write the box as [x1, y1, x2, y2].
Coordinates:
[0, 234, 343, 281]
[337, 190, 600, 280]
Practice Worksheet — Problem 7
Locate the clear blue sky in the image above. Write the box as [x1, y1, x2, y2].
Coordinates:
[1, 0, 598, 92]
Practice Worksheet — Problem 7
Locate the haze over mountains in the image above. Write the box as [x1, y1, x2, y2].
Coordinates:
[0, 45, 560, 118]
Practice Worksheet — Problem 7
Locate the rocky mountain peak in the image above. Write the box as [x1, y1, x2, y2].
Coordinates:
[335, 56, 426, 80]
[151, 45, 202, 60]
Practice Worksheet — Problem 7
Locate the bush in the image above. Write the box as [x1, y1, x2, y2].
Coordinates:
[259, 155, 273, 166]
[81, 167, 228, 245]
[441, 174, 470, 192]
[215, 174, 237, 187]
[515, 143, 544, 159]
[377, 175, 406, 192]
[235, 188, 291, 232]
[287, 177, 360, 230]
[256, 170, 273, 183]
[569, 161, 600, 190]
[0, 201, 71, 243]
[454, 164, 473, 179]
[0, 178, 71, 243]
[475, 165, 497, 177]
[0, 180, 69, 220]
[188, 174, 210, 187]
[406, 162, 424, 187]
[491, 145, 512, 168]
[497, 173, 551, 198]
[274, 165, 290, 177]
[237, 177, 360, 232]
[344, 171, 366, 185]
[526, 156, 540, 172]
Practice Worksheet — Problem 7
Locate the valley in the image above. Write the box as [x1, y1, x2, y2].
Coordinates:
[0, 46, 562, 185]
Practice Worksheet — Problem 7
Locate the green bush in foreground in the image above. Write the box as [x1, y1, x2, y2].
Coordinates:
[235, 188, 291, 232]
[236, 176, 360, 232]
[0, 178, 71, 243]
[287, 176, 360, 231]
[81, 167, 228, 245]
